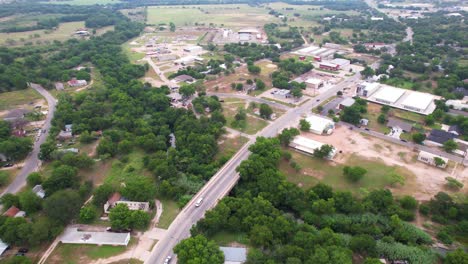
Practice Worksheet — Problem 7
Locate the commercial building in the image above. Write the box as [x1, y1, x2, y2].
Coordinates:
[330, 58, 351, 69]
[305, 114, 335, 135]
[104, 192, 150, 214]
[339, 97, 355, 109]
[290, 136, 337, 159]
[319, 62, 339, 71]
[305, 78, 324, 89]
[292, 45, 337, 59]
[220, 247, 247, 264]
[357, 82, 438, 115]
[174, 56, 203, 65]
[446, 99, 468, 111]
[417, 151, 448, 168]
[61, 228, 131, 246]
[183, 46, 203, 53]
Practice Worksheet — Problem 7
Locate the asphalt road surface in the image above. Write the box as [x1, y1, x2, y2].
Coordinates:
[0, 83, 56, 197]
[145, 73, 362, 264]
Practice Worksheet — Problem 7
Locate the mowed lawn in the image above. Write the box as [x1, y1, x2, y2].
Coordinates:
[222, 98, 269, 135]
[280, 150, 416, 195]
[158, 198, 180, 229]
[147, 4, 278, 28]
[0, 88, 42, 110]
[47, 243, 129, 264]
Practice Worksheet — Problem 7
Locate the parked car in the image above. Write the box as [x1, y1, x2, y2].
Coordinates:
[15, 253, 25, 257]
[18, 248, 29, 253]
[364, 128, 370, 131]
[106, 227, 131, 233]
[3, 163, 13, 167]
[401, 139, 408, 143]
[164, 255, 172, 263]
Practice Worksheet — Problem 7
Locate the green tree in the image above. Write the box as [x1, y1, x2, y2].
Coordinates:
[445, 248, 468, 264]
[42, 165, 79, 194]
[169, 22, 176, 32]
[250, 225, 274, 247]
[174, 235, 224, 264]
[26, 172, 42, 187]
[79, 205, 97, 223]
[179, 84, 196, 99]
[412, 132, 426, 144]
[131, 210, 151, 230]
[434, 157, 446, 167]
[299, 119, 310, 131]
[109, 203, 132, 230]
[291, 87, 303, 98]
[19, 190, 42, 214]
[443, 139, 458, 153]
[0, 193, 19, 208]
[278, 128, 299, 146]
[0, 171, 9, 187]
[377, 114, 386, 124]
[313, 144, 334, 159]
[255, 79, 266, 90]
[399, 195, 418, 210]
[381, 105, 390, 113]
[248, 65, 261, 74]
[259, 103, 273, 119]
[350, 234, 377, 257]
[79, 130, 94, 144]
[343, 166, 367, 182]
[361, 66, 375, 78]
[44, 189, 82, 224]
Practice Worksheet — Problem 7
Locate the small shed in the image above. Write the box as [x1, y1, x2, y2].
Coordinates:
[220, 247, 247, 264]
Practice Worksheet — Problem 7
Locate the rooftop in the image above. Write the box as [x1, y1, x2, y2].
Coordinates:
[340, 97, 355, 107]
[427, 129, 457, 144]
[220, 247, 247, 263]
[387, 117, 413, 132]
[305, 78, 323, 85]
[401, 92, 435, 111]
[0, 239, 7, 256]
[372, 86, 405, 104]
[61, 228, 130, 246]
[3, 206, 20, 217]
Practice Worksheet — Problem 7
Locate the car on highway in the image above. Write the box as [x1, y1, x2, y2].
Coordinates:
[195, 197, 204, 207]
[164, 255, 172, 263]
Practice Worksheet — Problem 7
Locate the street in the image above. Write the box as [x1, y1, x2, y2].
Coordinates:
[0, 83, 56, 196]
[144, 72, 362, 264]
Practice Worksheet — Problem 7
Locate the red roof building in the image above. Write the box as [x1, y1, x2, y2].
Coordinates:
[3, 206, 20, 217]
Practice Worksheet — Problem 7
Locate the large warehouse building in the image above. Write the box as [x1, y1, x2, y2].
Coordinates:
[305, 114, 335, 135]
[357, 82, 439, 115]
[290, 136, 337, 159]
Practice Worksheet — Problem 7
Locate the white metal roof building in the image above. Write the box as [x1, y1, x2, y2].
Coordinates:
[0, 239, 8, 256]
[61, 228, 131, 246]
[305, 114, 335, 135]
[401, 92, 436, 112]
[331, 58, 351, 68]
[290, 136, 337, 159]
[372, 86, 405, 104]
[446, 99, 468, 111]
[357, 82, 380, 97]
[220, 247, 247, 264]
[183, 46, 203, 53]
[305, 78, 324, 89]
[417, 151, 448, 168]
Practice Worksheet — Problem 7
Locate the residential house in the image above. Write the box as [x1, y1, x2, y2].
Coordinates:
[417, 151, 448, 168]
[425, 129, 457, 146]
[220, 247, 247, 264]
[55, 82, 64, 91]
[386, 118, 413, 133]
[290, 136, 337, 160]
[173, 74, 195, 84]
[67, 78, 87, 87]
[104, 192, 150, 214]
[3, 206, 25, 218]
[0, 239, 8, 256]
[32, 185, 46, 199]
[57, 130, 73, 141]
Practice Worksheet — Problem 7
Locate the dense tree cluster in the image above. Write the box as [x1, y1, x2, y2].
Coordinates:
[224, 43, 280, 61]
[189, 138, 448, 263]
[264, 23, 304, 51]
[0, 121, 32, 162]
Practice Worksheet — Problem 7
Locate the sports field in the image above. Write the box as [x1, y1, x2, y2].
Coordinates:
[147, 4, 279, 29]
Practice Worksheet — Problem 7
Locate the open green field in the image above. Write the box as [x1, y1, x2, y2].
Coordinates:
[210, 231, 249, 246]
[216, 135, 249, 161]
[147, 4, 278, 29]
[42, 0, 123, 5]
[104, 151, 153, 184]
[47, 243, 129, 264]
[0, 88, 42, 111]
[158, 198, 180, 229]
[0, 21, 113, 46]
[280, 150, 416, 196]
[222, 98, 269, 135]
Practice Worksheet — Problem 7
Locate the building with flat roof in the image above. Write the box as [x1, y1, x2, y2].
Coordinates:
[446, 99, 468, 111]
[401, 92, 436, 113]
[305, 78, 324, 89]
[319, 62, 339, 71]
[372, 86, 405, 104]
[339, 97, 355, 109]
[220, 247, 247, 264]
[290, 136, 337, 159]
[387, 117, 412, 132]
[330, 58, 351, 68]
[417, 151, 448, 168]
[357, 82, 380, 97]
[61, 228, 130, 246]
[183, 46, 203, 53]
[305, 114, 335, 135]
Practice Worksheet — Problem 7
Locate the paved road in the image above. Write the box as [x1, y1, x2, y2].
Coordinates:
[0, 83, 56, 197]
[143, 56, 173, 85]
[144, 73, 362, 264]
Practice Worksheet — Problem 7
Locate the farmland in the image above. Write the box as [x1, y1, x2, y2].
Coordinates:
[146, 4, 279, 29]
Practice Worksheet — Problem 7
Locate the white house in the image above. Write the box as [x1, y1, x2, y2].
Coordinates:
[290, 136, 337, 159]
[32, 185, 46, 199]
[417, 151, 448, 168]
[104, 192, 150, 214]
[305, 114, 335, 135]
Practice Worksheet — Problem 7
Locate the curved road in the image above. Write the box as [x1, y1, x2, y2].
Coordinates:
[0, 83, 56, 197]
[145, 73, 362, 264]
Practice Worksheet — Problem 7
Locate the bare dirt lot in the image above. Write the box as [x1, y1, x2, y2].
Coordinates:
[302, 125, 468, 200]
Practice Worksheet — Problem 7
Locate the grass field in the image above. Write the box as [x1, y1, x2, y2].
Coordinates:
[0, 21, 113, 46]
[48, 243, 129, 264]
[42, 0, 123, 5]
[280, 150, 416, 196]
[158, 198, 180, 229]
[0, 88, 42, 111]
[147, 4, 278, 29]
[216, 135, 249, 161]
[222, 98, 269, 135]
[104, 151, 153, 184]
[210, 231, 249, 246]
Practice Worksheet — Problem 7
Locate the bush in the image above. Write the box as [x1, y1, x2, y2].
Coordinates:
[0, 171, 9, 187]
[26, 172, 42, 187]
[399, 196, 418, 210]
[343, 166, 367, 182]
[79, 205, 98, 223]
[445, 177, 463, 190]
[437, 230, 453, 245]
[419, 203, 430, 215]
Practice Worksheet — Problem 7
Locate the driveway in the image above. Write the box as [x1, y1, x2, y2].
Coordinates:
[1, 83, 56, 197]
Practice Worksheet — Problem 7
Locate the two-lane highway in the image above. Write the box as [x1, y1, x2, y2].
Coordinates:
[145, 73, 362, 264]
[0, 83, 56, 196]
